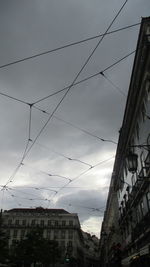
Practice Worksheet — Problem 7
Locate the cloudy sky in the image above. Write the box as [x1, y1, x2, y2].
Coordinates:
[0, 0, 150, 237]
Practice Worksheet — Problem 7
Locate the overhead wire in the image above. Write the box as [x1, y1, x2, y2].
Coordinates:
[35, 142, 93, 167]
[68, 204, 105, 214]
[3, 106, 33, 187]
[0, 91, 30, 105]
[0, 184, 109, 190]
[5, 186, 51, 199]
[9, 185, 58, 193]
[0, 48, 135, 110]
[72, 155, 115, 183]
[0, 49, 135, 110]
[20, 105, 33, 160]
[33, 49, 135, 105]
[33, 0, 129, 105]
[20, 0, 130, 176]
[30, 50, 136, 148]
[100, 72, 127, 97]
[5, 188, 22, 207]
[1, 154, 114, 209]
[53, 116, 118, 144]
[22, 163, 72, 182]
[102, 49, 135, 73]
[0, 22, 140, 70]
[28, 105, 33, 142]
[3, 0, 128, 189]
[48, 155, 115, 207]
[23, 155, 114, 204]
[0, 37, 133, 188]
[68, 203, 106, 212]
[2, 186, 52, 204]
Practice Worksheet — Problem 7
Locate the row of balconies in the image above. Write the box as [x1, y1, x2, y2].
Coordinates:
[119, 176, 149, 224]
[3, 224, 79, 230]
[119, 151, 150, 223]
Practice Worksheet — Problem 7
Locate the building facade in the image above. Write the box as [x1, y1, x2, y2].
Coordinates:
[99, 178, 121, 267]
[1, 207, 84, 266]
[82, 231, 99, 267]
[100, 17, 150, 267]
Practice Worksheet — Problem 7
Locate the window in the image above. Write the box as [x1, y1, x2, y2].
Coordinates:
[69, 220, 73, 226]
[61, 230, 66, 239]
[68, 241, 73, 247]
[15, 220, 19, 225]
[8, 219, 12, 225]
[51, 220, 54, 226]
[62, 220, 66, 226]
[48, 220, 51, 226]
[55, 220, 58, 226]
[21, 230, 25, 238]
[6, 230, 10, 238]
[13, 230, 18, 238]
[68, 230, 73, 239]
[31, 220, 35, 226]
[22, 220, 26, 226]
[67, 241, 73, 252]
[54, 230, 58, 239]
[47, 230, 51, 239]
[12, 239, 17, 245]
[40, 220, 44, 226]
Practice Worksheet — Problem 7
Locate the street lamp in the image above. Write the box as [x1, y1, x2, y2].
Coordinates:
[126, 151, 138, 173]
[126, 143, 150, 173]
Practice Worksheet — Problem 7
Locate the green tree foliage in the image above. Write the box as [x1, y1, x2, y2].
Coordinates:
[10, 227, 62, 266]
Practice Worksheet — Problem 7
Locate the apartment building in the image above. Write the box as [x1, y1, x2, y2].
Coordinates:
[2, 207, 84, 265]
[100, 17, 150, 267]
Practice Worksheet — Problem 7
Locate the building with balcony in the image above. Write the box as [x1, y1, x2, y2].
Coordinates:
[1, 207, 84, 266]
[100, 17, 150, 267]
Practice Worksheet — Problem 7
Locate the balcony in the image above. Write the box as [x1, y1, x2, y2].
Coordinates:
[125, 152, 150, 210]
[131, 212, 150, 242]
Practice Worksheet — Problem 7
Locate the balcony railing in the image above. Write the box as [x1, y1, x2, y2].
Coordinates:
[131, 212, 150, 242]
[119, 152, 150, 225]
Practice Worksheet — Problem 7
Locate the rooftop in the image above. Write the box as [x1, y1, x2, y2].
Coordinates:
[5, 207, 70, 214]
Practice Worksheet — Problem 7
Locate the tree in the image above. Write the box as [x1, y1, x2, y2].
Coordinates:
[10, 227, 62, 267]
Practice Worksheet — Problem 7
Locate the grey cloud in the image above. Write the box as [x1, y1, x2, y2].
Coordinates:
[0, 0, 150, 235]
[54, 189, 107, 222]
